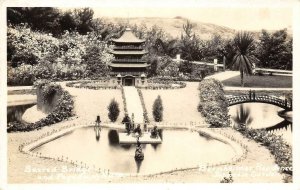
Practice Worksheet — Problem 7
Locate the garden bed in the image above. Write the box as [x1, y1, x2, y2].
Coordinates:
[66, 80, 119, 90]
[140, 78, 187, 90]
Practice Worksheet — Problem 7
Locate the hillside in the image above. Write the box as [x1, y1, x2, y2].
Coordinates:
[104, 17, 236, 40]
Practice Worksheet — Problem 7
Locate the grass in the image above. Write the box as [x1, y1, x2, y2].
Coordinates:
[142, 82, 205, 124]
[222, 75, 292, 88]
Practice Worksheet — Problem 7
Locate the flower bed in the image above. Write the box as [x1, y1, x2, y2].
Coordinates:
[137, 89, 149, 123]
[121, 86, 128, 115]
[66, 80, 119, 90]
[7, 82, 74, 132]
[234, 125, 292, 176]
[139, 77, 187, 90]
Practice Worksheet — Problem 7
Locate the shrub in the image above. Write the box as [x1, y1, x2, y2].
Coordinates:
[234, 125, 292, 176]
[198, 79, 229, 127]
[152, 95, 163, 122]
[7, 83, 74, 132]
[108, 98, 120, 122]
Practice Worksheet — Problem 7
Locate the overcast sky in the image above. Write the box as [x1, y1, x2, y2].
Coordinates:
[90, 7, 292, 31]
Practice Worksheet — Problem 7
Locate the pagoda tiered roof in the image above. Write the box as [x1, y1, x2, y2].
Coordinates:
[111, 50, 148, 55]
[109, 63, 149, 68]
[112, 28, 145, 43]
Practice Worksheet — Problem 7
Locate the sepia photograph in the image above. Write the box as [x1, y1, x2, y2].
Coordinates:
[3, 0, 297, 186]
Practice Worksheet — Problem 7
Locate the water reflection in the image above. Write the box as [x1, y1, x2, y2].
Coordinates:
[230, 103, 292, 145]
[33, 128, 235, 174]
[265, 120, 292, 132]
[7, 104, 35, 123]
[94, 127, 101, 141]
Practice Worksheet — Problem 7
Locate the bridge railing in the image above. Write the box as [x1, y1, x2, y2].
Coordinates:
[227, 92, 292, 110]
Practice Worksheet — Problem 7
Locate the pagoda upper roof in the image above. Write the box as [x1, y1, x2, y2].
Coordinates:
[112, 28, 145, 43]
[111, 50, 148, 55]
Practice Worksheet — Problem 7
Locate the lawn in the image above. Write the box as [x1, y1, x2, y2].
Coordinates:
[222, 75, 292, 88]
[141, 82, 205, 124]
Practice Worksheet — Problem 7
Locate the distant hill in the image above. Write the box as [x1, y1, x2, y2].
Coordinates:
[104, 17, 236, 40]
[102, 17, 292, 40]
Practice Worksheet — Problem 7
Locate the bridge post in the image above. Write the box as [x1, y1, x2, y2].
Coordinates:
[285, 99, 287, 107]
[249, 90, 252, 100]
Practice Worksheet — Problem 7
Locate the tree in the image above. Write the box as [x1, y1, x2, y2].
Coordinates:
[7, 7, 62, 36]
[59, 11, 77, 32]
[153, 38, 179, 57]
[232, 32, 257, 87]
[74, 8, 94, 35]
[83, 45, 112, 78]
[179, 20, 204, 61]
[256, 29, 292, 70]
[108, 99, 120, 122]
[152, 95, 163, 122]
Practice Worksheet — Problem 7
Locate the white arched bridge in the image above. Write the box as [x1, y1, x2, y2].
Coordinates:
[227, 93, 292, 111]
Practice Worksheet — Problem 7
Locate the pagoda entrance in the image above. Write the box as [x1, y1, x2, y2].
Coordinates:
[123, 76, 135, 86]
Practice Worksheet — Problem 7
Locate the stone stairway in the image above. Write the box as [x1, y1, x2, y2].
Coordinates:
[123, 86, 144, 124]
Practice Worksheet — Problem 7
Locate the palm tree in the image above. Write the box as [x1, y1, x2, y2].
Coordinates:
[232, 32, 257, 87]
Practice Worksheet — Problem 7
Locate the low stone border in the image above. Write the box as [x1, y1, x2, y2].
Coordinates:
[20, 123, 247, 177]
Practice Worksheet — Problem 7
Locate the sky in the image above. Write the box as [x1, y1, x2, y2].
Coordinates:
[90, 7, 293, 31]
[54, 0, 295, 31]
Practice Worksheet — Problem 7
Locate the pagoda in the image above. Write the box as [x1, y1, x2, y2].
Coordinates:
[109, 28, 149, 86]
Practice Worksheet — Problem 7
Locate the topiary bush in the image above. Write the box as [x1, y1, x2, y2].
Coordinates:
[152, 95, 163, 122]
[108, 98, 120, 122]
[198, 79, 229, 127]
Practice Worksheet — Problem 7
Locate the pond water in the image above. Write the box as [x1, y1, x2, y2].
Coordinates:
[7, 103, 35, 123]
[32, 128, 235, 174]
[229, 103, 292, 145]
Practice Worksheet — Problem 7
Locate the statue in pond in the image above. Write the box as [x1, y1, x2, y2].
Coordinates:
[150, 126, 159, 138]
[134, 137, 144, 161]
[95, 115, 101, 130]
[133, 124, 142, 137]
[122, 114, 131, 134]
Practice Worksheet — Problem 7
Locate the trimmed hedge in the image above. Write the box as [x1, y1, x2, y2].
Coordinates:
[7, 82, 74, 132]
[198, 79, 229, 127]
[107, 98, 120, 122]
[152, 95, 163, 122]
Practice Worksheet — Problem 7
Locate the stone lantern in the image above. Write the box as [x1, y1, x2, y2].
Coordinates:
[141, 73, 146, 85]
[117, 73, 122, 85]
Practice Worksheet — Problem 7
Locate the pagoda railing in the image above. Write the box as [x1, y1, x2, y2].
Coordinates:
[113, 46, 143, 50]
[112, 59, 147, 63]
[110, 71, 145, 76]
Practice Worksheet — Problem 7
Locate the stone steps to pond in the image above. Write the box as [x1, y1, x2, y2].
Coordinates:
[123, 86, 144, 124]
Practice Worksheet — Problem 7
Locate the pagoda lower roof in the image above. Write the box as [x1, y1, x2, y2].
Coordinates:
[111, 50, 148, 55]
[109, 63, 149, 68]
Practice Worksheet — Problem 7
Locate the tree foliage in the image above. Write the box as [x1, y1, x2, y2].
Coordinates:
[232, 32, 257, 87]
[256, 29, 292, 70]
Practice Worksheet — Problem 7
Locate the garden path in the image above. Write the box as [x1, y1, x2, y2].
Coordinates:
[123, 86, 144, 124]
[205, 71, 240, 81]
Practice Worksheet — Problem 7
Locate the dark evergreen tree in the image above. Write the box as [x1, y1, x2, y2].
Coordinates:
[108, 99, 120, 122]
[152, 95, 163, 122]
